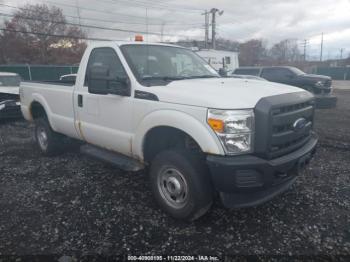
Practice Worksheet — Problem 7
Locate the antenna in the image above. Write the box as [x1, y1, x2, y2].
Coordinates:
[145, 8, 149, 42]
[320, 32, 323, 62]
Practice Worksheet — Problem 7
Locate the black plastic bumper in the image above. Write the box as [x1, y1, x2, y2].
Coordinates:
[207, 134, 318, 208]
[0, 100, 22, 120]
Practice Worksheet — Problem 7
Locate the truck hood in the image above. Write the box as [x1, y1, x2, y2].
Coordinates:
[149, 78, 306, 109]
[299, 73, 331, 81]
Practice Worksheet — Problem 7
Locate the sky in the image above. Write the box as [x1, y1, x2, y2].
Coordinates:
[1, 0, 350, 60]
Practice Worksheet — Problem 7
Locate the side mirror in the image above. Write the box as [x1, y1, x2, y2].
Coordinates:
[218, 68, 228, 77]
[88, 66, 130, 96]
[109, 77, 131, 96]
[88, 65, 110, 95]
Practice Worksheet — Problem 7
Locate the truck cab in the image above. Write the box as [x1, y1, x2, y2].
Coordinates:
[20, 42, 318, 221]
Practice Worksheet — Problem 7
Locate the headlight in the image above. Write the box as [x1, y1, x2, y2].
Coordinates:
[207, 109, 254, 155]
[315, 81, 324, 87]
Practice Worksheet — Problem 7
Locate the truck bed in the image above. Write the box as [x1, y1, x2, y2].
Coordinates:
[20, 81, 78, 139]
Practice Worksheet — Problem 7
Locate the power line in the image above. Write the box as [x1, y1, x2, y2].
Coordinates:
[42, 0, 172, 22]
[100, 0, 202, 13]
[0, 27, 118, 41]
[43, 0, 158, 20]
[0, 3, 202, 26]
[0, 12, 194, 38]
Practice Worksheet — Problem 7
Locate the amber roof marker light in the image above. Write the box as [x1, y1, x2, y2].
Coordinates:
[135, 35, 144, 42]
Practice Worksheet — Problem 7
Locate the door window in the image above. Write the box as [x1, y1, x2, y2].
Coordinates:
[84, 47, 127, 88]
[261, 68, 294, 81]
[234, 68, 260, 76]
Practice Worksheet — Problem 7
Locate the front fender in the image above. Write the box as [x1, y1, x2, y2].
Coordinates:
[132, 109, 224, 160]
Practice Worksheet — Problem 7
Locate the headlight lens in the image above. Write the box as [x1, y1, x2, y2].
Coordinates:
[315, 81, 324, 87]
[208, 109, 254, 155]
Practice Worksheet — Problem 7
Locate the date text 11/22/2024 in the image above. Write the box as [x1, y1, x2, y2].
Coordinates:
[127, 255, 220, 261]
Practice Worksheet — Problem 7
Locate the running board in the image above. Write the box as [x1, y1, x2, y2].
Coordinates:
[80, 144, 144, 172]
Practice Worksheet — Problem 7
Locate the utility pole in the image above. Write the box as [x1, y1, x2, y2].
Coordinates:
[75, 0, 81, 30]
[160, 22, 165, 42]
[210, 8, 224, 50]
[202, 10, 210, 49]
[320, 32, 323, 62]
[301, 39, 309, 61]
[340, 48, 344, 59]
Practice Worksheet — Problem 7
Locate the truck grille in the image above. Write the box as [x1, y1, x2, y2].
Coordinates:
[254, 92, 315, 160]
[324, 79, 332, 88]
[269, 101, 314, 158]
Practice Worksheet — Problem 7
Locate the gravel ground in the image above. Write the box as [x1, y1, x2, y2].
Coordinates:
[0, 90, 349, 257]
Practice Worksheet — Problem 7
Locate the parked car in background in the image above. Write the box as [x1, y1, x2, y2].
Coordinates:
[233, 66, 337, 108]
[0, 72, 22, 120]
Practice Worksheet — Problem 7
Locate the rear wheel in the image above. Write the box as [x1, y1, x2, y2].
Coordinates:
[150, 149, 213, 221]
[34, 118, 63, 156]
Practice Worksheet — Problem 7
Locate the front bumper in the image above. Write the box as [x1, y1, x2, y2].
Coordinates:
[207, 133, 318, 208]
[0, 100, 22, 120]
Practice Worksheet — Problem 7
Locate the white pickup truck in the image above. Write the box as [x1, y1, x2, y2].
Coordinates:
[20, 41, 318, 221]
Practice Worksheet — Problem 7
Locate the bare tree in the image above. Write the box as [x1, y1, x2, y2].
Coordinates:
[0, 4, 86, 64]
[238, 39, 267, 66]
[269, 39, 301, 65]
[216, 38, 240, 52]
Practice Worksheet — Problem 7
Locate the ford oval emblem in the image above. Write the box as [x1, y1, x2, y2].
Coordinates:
[293, 118, 307, 132]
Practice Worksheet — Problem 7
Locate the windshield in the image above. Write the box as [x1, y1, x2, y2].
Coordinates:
[120, 45, 219, 85]
[290, 67, 305, 75]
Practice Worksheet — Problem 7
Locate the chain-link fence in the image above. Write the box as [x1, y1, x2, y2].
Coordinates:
[313, 67, 350, 80]
[0, 64, 79, 81]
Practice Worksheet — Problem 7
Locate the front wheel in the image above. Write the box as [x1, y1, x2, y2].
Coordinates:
[149, 149, 213, 221]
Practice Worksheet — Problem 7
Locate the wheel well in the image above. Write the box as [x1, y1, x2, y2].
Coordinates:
[30, 101, 47, 120]
[143, 126, 203, 163]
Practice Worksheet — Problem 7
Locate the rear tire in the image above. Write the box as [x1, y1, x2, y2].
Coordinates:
[149, 149, 213, 221]
[34, 118, 63, 156]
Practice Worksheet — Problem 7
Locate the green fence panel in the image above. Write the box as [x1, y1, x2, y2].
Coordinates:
[30, 66, 72, 81]
[71, 67, 79, 74]
[316, 67, 350, 80]
[0, 65, 80, 81]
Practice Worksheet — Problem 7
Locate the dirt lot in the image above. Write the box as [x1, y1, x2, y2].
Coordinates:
[0, 90, 349, 256]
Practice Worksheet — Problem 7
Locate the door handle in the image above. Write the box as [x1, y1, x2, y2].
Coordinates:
[78, 95, 83, 107]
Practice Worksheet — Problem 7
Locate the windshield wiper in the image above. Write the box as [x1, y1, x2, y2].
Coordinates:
[185, 75, 219, 79]
[141, 76, 186, 81]
[141, 75, 219, 83]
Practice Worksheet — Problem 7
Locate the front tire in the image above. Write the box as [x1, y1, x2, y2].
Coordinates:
[34, 118, 63, 156]
[150, 149, 213, 221]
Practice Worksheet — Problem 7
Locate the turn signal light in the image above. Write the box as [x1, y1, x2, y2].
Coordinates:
[208, 118, 224, 133]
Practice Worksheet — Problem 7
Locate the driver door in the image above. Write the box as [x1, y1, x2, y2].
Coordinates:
[75, 47, 133, 156]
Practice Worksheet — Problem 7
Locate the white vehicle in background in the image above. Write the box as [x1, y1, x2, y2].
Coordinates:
[196, 49, 239, 74]
[20, 41, 318, 221]
[0, 72, 22, 119]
